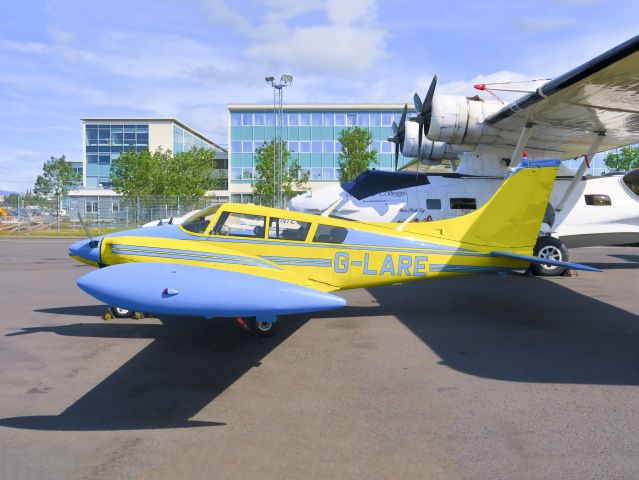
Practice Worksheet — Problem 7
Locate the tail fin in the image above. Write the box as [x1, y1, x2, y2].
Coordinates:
[404, 161, 559, 250]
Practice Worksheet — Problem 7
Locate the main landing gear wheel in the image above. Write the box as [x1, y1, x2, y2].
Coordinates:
[530, 236, 569, 277]
[250, 318, 278, 337]
[112, 306, 135, 318]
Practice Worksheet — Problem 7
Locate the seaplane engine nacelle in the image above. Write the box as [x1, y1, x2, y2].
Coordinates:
[401, 120, 454, 165]
[427, 95, 502, 145]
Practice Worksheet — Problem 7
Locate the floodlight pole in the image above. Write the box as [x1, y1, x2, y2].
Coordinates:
[265, 74, 293, 208]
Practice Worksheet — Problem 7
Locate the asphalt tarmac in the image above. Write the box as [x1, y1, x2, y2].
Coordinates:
[0, 238, 638, 480]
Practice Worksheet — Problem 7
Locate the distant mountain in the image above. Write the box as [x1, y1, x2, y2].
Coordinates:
[0, 190, 18, 197]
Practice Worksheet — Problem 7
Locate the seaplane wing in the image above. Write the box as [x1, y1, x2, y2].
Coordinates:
[484, 35, 639, 158]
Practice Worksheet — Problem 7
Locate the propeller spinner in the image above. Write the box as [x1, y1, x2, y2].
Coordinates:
[409, 75, 437, 157]
[387, 103, 408, 170]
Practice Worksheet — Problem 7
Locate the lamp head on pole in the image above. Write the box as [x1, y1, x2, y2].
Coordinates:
[265, 75, 275, 86]
[280, 74, 293, 86]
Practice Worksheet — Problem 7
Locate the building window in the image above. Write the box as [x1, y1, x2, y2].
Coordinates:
[231, 112, 242, 126]
[242, 113, 252, 125]
[357, 113, 369, 127]
[312, 113, 322, 126]
[450, 198, 477, 210]
[85, 201, 98, 213]
[346, 113, 356, 126]
[112, 202, 120, 213]
[323, 112, 334, 126]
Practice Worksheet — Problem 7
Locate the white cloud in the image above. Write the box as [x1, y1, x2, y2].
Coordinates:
[513, 17, 573, 32]
[246, 24, 386, 74]
[326, 0, 377, 24]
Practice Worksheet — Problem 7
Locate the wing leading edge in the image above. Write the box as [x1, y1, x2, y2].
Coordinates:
[484, 35, 639, 158]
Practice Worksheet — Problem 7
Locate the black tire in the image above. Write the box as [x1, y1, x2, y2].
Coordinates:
[249, 318, 278, 337]
[111, 306, 135, 318]
[530, 236, 569, 276]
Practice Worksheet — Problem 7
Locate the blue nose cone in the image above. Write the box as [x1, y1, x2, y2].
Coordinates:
[68, 238, 101, 265]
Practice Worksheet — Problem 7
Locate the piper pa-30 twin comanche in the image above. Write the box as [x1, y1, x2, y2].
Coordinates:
[69, 161, 599, 336]
[292, 35, 639, 276]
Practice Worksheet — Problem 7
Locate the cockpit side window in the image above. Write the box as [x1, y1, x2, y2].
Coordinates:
[212, 212, 266, 238]
[181, 205, 221, 234]
[622, 170, 639, 196]
[268, 218, 311, 241]
[313, 224, 348, 244]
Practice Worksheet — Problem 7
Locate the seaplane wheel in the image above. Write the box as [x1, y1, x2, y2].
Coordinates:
[530, 236, 569, 277]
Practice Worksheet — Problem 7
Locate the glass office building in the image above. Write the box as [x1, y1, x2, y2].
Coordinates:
[70, 118, 227, 222]
[227, 105, 411, 202]
[84, 123, 149, 188]
[82, 118, 225, 190]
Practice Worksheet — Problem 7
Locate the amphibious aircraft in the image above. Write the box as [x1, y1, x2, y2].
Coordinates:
[292, 34, 639, 275]
[69, 161, 599, 336]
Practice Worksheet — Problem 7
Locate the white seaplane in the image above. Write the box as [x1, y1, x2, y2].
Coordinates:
[290, 34, 639, 275]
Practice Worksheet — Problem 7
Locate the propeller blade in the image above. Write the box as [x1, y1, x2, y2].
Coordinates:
[424, 75, 438, 108]
[394, 143, 400, 171]
[392, 120, 398, 135]
[77, 211, 98, 248]
[413, 93, 423, 113]
[418, 123, 423, 157]
[399, 104, 407, 131]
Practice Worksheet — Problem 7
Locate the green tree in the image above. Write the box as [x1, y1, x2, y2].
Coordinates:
[252, 138, 309, 207]
[604, 146, 639, 172]
[337, 126, 378, 182]
[110, 147, 223, 197]
[33, 155, 79, 229]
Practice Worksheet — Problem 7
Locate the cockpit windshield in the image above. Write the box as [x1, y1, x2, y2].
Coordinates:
[180, 205, 222, 234]
[622, 170, 639, 196]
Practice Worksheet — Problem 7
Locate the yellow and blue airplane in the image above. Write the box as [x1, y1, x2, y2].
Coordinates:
[69, 160, 599, 335]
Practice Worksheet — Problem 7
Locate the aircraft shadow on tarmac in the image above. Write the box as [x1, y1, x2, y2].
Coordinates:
[365, 272, 639, 386]
[0, 316, 311, 431]
[2, 262, 638, 432]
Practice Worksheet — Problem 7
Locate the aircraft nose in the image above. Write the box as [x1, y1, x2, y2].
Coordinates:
[68, 238, 101, 265]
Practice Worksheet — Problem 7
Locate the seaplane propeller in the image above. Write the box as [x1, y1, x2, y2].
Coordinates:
[387, 103, 408, 171]
[410, 75, 437, 157]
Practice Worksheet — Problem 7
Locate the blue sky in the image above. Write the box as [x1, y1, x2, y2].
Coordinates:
[0, 0, 637, 192]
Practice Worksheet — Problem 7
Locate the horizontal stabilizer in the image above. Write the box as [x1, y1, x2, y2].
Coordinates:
[341, 170, 429, 200]
[491, 251, 602, 272]
[77, 262, 346, 318]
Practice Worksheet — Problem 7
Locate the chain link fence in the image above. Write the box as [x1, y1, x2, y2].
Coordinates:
[0, 195, 226, 233]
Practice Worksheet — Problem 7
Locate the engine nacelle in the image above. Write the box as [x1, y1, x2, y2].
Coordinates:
[401, 120, 459, 164]
[427, 96, 503, 144]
